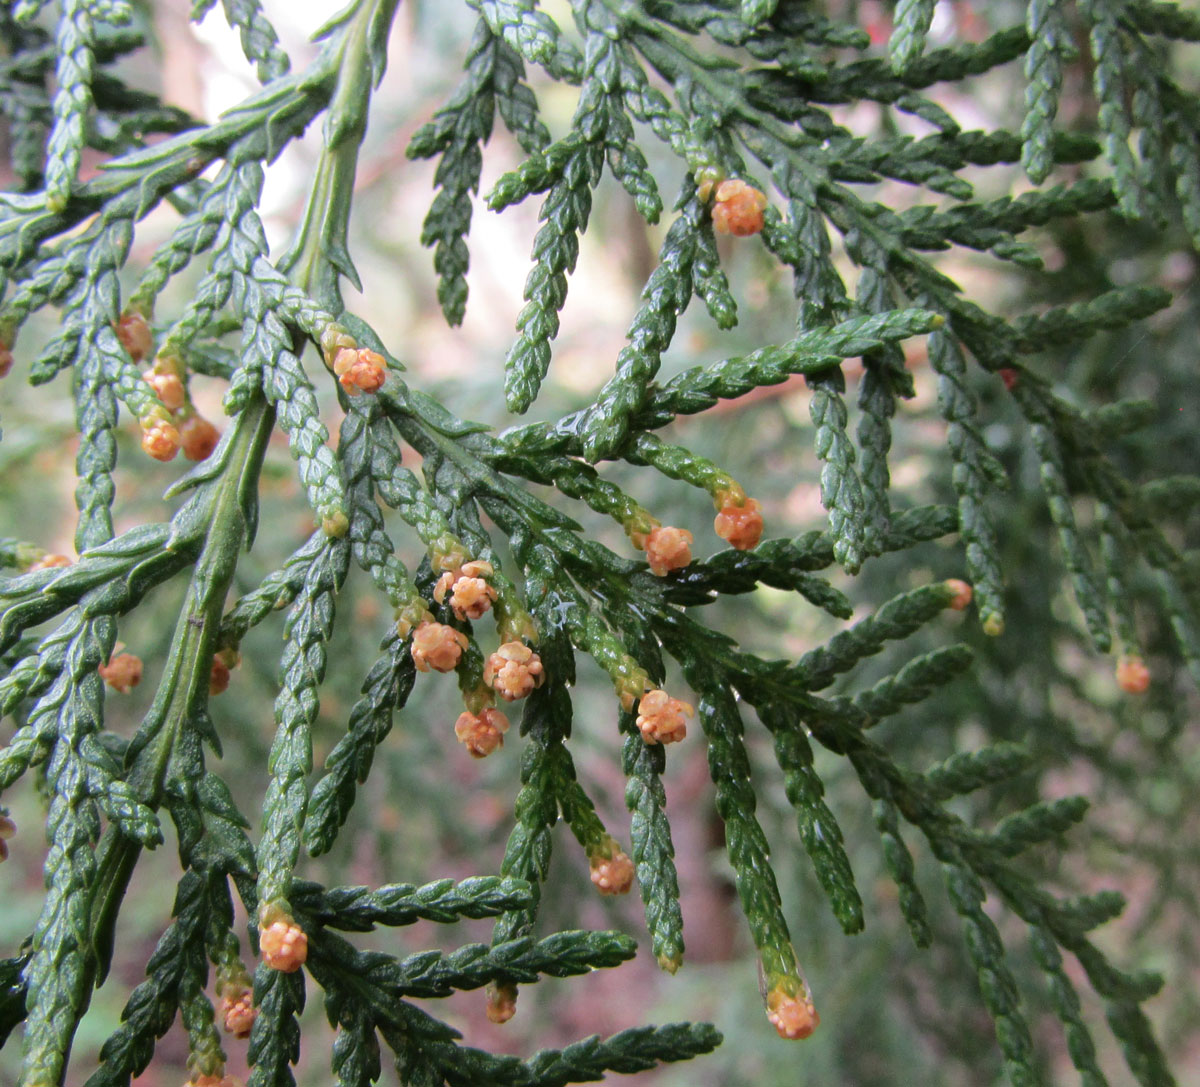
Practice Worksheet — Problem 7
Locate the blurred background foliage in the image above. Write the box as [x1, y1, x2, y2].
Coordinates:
[0, 1, 1197, 1084]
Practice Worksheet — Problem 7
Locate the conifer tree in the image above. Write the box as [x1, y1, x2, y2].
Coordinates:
[0, 1, 1197, 1084]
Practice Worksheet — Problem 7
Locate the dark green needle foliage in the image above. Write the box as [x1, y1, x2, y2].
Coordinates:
[0, 1, 1197, 1085]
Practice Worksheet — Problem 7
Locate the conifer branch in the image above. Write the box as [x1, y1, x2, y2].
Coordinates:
[0, 2, 1195, 1082]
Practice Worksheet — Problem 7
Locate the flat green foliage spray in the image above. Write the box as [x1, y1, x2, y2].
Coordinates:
[0, 0, 1198, 1084]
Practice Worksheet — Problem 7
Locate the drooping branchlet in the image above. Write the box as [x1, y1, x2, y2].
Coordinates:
[4, 4, 1193, 1083]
